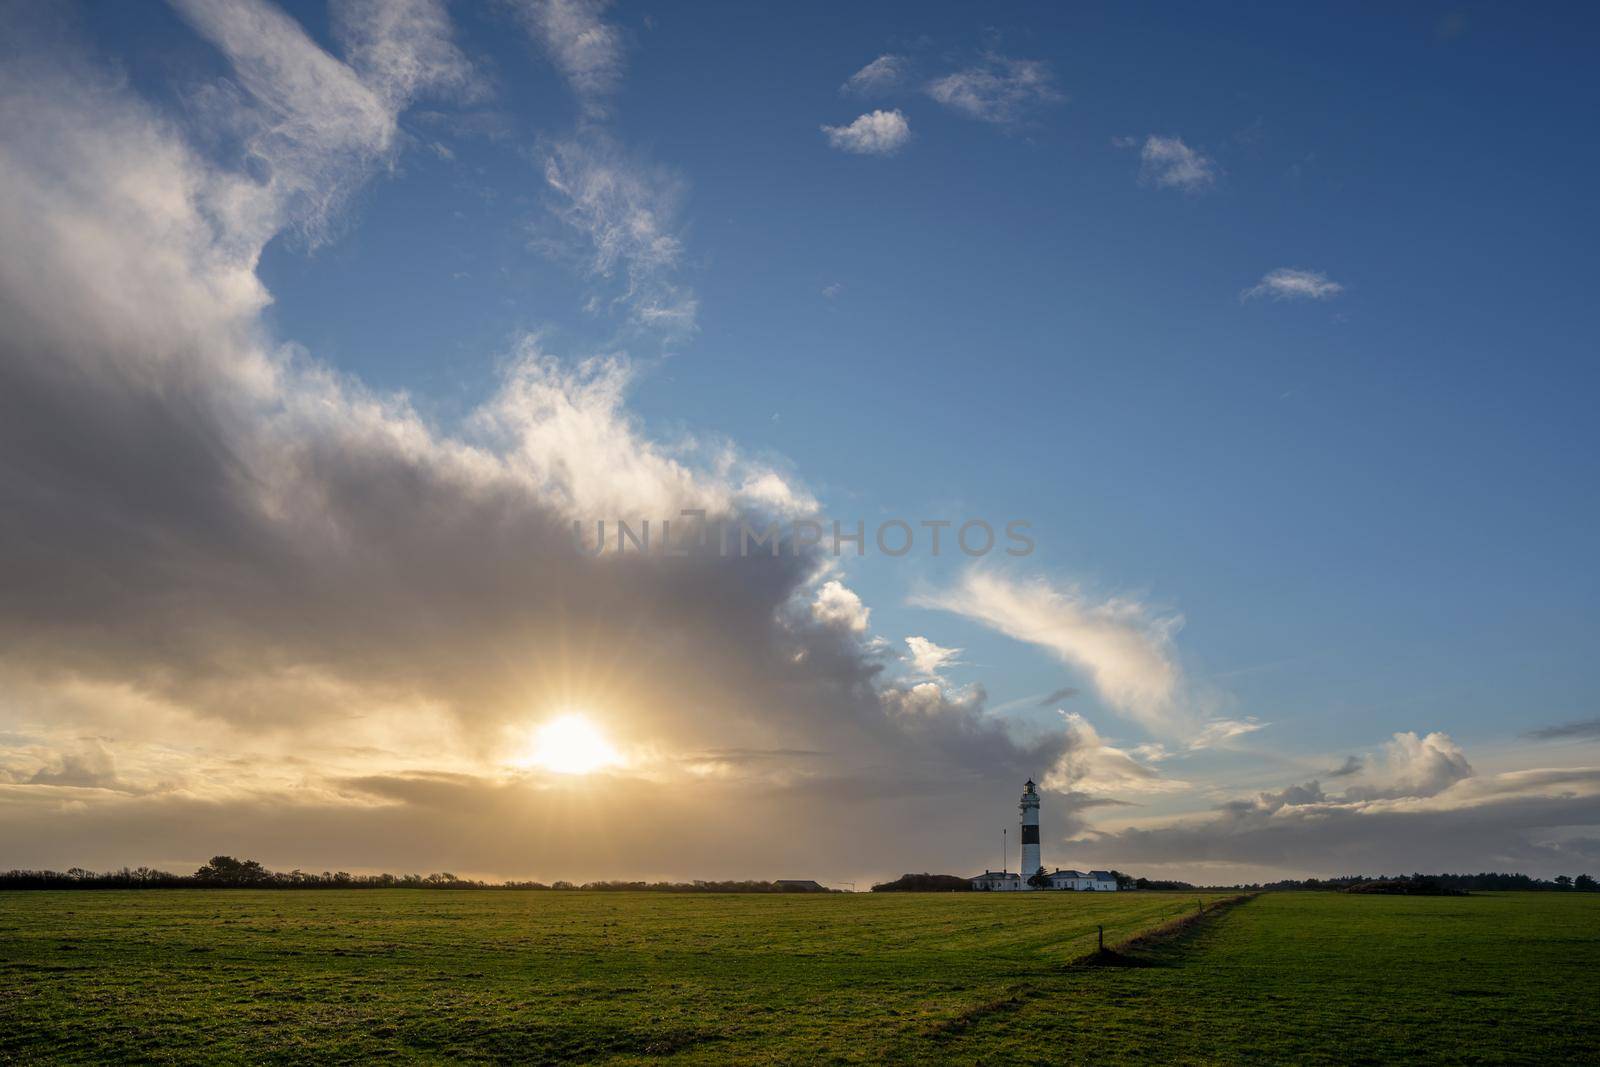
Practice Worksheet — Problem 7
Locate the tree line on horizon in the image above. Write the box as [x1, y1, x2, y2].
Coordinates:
[870, 869, 1599, 892]
[0, 856, 837, 892]
[2, 858, 1594, 893]
[1256, 871, 1598, 893]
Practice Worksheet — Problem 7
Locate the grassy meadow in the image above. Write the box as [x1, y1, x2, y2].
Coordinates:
[1, 889, 1595, 1063]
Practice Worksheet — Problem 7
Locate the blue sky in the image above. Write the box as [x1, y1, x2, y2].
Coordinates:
[2, 0, 1598, 883]
[250, 0, 1600, 749]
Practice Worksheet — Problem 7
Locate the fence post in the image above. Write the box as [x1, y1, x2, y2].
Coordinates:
[1097, 924, 1103, 952]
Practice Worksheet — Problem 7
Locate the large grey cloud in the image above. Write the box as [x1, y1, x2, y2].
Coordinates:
[0, 1, 1061, 880]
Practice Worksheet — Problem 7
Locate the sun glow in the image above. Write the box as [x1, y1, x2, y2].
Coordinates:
[520, 714, 622, 775]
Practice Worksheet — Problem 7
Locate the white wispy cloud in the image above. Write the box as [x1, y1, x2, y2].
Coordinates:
[1043, 712, 1187, 795]
[904, 636, 961, 679]
[925, 53, 1061, 125]
[1133, 134, 1218, 192]
[841, 54, 907, 96]
[168, 0, 402, 243]
[1188, 718, 1268, 750]
[330, 0, 481, 107]
[541, 135, 698, 335]
[508, 0, 624, 117]
[821, 109, 911, 155]
[916, 570, 1186, 735]
[1242, 267, 1344, 301]
[473, 342, 810, 522]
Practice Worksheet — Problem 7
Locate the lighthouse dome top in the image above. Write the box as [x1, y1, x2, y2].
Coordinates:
[1023, 778, 1036, 793]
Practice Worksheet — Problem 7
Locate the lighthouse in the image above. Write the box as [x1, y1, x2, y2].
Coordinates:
[1019, 778, 1042, 886]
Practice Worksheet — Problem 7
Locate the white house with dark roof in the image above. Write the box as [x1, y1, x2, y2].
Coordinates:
[1045, 868, 1118, 891]
[969, 870, 1024, 891]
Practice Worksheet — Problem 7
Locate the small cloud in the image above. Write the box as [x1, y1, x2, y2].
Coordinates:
[812, 579, 871, 633]
[1345, 731, 1473, 800]
[1326, 754, 1364, 777]
[1523, 717, 1600, 741]
[1131, 135, 1219, 192]
[821, 109, 911, 155]
[821, 282, 843, 299]
[1131, 742, 1171, 763]
[1242, 267, 1344, 302]
[925, 53, 1061, 125]
[1038, 686, 1080, 707]
[841, 54, 907, 96]
[1188, 718, 1268, 750]
[904, 636, 961, 679]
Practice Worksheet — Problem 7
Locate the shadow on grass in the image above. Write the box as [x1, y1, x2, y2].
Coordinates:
[1072, 947, 1162, 969]
[1065, 894, 1259, 972]
[924, 990, 1032, 1040]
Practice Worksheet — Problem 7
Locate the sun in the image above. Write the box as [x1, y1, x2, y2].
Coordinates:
[520, 713, 622, 775]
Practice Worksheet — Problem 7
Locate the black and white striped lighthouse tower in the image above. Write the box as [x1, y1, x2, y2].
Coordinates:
[1019, 778, 1042, 886]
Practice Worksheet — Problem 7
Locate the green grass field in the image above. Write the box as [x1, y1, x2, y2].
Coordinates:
[1, 890, 1595, 1063]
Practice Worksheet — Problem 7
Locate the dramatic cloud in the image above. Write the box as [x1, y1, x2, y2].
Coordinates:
[925, 54, 1062, 125]
[917, 570, 1186, 735]
[905, 636, 961, 679]
[540, 134, 698, 334]
[1132, 135, 1218, 192]
[1242, 267, 1344, 301]
[841, 54, 907, 96]
[8, 2, 1592, 890]
[509, 0, 624, 117]
[0, 3, 1067, 883]
[821, 109, 911, 155]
